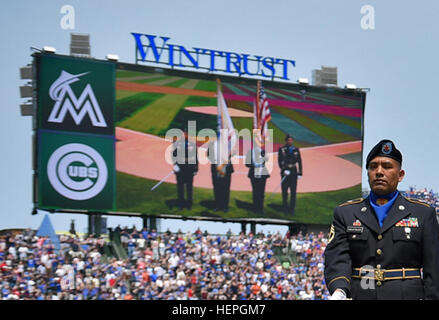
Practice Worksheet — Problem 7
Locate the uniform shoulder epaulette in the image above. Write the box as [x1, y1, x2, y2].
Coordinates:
[339, 198, 365, 207]
[404, 197, 431, 208]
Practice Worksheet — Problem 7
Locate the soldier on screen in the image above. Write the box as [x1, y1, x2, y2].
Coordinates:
[207, 139, 234, 212]
[245, 145, 270, 214]
[278, 134, 302, 215]
[171, 128, 198, 210]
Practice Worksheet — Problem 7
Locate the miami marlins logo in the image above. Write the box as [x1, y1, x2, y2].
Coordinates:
[47, 70, 107, 127]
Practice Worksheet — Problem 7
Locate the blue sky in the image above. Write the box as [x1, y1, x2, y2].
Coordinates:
[1, 0, 438, 234]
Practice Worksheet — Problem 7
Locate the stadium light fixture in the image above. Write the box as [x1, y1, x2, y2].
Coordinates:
[298, 78, 309, 85]
[19, 64, 34, 117]
[70, 33, 91, 57]
[20, 85, 33, 98]
[106, 54, 119, 61]
[43, 46, 56, 53]
[20, 103, 33, 116]
[345, 83, 357, 90]
[20, 66, 33, 80]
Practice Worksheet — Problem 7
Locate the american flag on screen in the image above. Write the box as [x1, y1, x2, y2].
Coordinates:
[258, 81, 271, 143]
[253, 80, 271, 150]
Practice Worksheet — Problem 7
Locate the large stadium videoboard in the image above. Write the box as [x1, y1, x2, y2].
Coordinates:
[35, 53, 366, 225]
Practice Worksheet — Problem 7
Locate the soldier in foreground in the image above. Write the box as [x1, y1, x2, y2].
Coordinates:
[324, 139, 439, 300]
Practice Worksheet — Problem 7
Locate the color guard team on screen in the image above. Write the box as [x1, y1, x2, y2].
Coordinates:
[170, 128, 302, 216]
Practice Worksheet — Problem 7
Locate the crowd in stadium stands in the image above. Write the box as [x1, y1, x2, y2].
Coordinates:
[0, 227, 329, 300]
[402, 187, 439, 213]
[1, 187, 438, 300]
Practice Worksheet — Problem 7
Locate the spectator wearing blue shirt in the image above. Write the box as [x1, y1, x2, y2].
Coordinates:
[27, 256, 36, 270]
[141, 228, 149, 240]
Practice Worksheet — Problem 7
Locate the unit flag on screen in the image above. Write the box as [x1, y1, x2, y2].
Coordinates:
[216, 79, 237, 176]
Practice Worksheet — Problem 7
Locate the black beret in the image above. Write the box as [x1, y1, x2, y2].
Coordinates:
[366, 139, 402, 168]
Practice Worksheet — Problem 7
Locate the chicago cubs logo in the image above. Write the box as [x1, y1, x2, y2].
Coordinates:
[47, 70, 107, 127]
[47, 143, 108, 200]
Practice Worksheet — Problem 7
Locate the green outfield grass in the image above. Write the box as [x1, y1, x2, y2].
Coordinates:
[194, 80, 217, 92]
[117, 83, 218, 136]
[324, 113, 362, 130]
[227, 100, 252, 112]
[118, 93, 190, 135]
[264, 88, 300, 102]
[115, 92, 164, 124]
[116, 90, 141, 100]
[132, 75, 170, 84]
[116, 171, 361, 225]
[217, 101, 286, 145]
[268, 121, 295, 145]
[338, 152, 363, 167]
[231, 117, 252, 134]
[230, 118, 284, 145]
[164, 95, 218, 136]
[227, 101, 321, 147]
[305, 92, 362, 108]
[223, 83, 248, 96]
[168, 108, 217, 137]
[146, 77, 184, 86]
[272, 106, 356, 144]
[179, 79, 199, 89]
[115, 88, 298, 145]
[114, 73, 361, 148]
[165, 78, 192, 88]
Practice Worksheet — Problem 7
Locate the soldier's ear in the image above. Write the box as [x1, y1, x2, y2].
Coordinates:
[398, 169, 405, 182]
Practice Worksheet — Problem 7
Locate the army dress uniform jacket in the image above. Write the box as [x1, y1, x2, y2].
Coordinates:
[171, 138, 198, 178]
[206, 142, 234, 177]
[245, 149, 270, 179]
[324, 193, 439, 300]
[278, 144, 302, 176]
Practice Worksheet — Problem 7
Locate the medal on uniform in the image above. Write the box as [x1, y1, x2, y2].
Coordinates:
[353, 220, 362, 227]
[376, 198, 388, 206]
[404, 227, 411, 239]
[395, 218, 419, 227]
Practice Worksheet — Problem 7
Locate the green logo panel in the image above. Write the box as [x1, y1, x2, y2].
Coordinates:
[37, 53, 115, 135]
[38, 130, 115, 211]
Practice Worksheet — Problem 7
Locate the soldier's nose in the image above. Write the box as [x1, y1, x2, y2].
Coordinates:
[375, 166, 384, 174]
